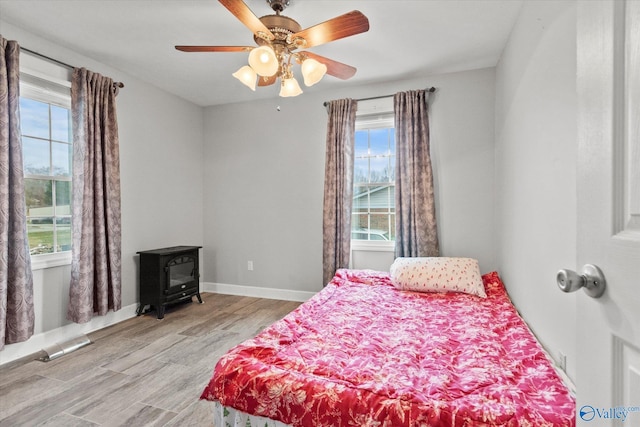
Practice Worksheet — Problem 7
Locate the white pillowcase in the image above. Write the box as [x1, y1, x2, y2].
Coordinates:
[389, 257, 487, 298]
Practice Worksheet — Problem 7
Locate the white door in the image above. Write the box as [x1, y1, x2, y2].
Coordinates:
[576, 0, 640, 425]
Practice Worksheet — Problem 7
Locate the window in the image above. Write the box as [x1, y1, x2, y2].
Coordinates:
[19, 74, 72, 258]
[352, 115, 395, 242]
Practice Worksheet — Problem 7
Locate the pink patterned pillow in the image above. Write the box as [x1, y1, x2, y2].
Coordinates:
[389, 257, 487, 298]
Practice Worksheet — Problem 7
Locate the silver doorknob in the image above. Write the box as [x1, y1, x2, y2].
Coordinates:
[557, 264, 606, 298]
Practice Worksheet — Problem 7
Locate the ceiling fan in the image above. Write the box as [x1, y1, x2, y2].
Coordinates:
[175, 0, 370, 97]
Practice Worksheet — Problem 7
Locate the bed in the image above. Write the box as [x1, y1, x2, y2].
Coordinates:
[201, 262, 575, 426]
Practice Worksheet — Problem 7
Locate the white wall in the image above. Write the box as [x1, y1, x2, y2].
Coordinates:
[202, 68, 497, 293]
[494, 1, 577, 380]
[1, 22, 204, 364]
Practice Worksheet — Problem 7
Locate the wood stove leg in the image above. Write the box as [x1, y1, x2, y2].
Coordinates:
[157, 305, 165, 320]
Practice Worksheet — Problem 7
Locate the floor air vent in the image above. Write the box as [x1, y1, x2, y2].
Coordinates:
[38, 335, 92, 362]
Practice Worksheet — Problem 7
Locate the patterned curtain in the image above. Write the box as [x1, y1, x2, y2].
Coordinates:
[394, 90, 439, 257]
[0, 36, 35, 350]
[67, 68, 122, 323]
[322, 98, 357, 285]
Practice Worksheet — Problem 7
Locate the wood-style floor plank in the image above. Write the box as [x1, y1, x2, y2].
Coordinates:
[0, 292, 302, 427]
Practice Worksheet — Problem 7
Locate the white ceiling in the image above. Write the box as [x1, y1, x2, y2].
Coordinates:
[0, 0, 523, 107]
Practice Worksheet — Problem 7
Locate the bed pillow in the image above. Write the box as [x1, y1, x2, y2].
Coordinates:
[389, 257, 487, 298]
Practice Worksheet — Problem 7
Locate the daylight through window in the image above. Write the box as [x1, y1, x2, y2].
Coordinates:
[19, 76, 72, 256]
[352, 117, 395, 242]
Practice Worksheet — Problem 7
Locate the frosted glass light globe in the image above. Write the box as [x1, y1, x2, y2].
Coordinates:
[279, 77, 303, 97]
[301, 58, 327, 86]
[248, 46, 279, 77]
[232, 65, 257, 90]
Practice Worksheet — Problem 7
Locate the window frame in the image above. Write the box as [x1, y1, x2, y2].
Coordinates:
[351, 113, 396, 252]
[19, 71, 73, 270]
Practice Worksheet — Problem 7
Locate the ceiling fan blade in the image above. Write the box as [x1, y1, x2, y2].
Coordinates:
[258, 75, 277, 87]
[218, 0, 275, 40]
[175, 46, 252, 52]
[302, 51, 357, 80]
[292, 11, 369, 49]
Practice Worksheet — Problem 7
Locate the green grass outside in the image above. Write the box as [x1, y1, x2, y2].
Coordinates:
[28, 229, 71, 254]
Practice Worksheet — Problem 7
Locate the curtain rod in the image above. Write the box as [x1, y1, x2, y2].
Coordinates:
[21, 47, 125, 89]
[323, 86, 435, 107]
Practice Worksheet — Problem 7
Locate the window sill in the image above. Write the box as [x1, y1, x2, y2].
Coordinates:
[351, 240, 395, 252]
[31, 252, 72, 270]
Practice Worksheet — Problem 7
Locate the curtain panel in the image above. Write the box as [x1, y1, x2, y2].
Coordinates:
[0, 36, 35, 350]
[67, 67, 122, 324]
[322, 98, 357, 285]
[394, 89, 439, 258]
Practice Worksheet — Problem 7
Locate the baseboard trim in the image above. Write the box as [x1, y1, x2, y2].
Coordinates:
[0, 302, 138, 367]
[201, 282, 317, 302]
[1, 284, 317, 367]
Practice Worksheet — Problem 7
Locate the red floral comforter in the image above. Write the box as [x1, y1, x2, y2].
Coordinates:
[201, 270, 575, 426]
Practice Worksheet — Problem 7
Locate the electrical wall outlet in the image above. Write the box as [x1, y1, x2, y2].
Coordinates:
[247, 260, 254, 271]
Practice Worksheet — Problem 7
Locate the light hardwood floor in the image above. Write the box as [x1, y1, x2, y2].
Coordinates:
[0, 293, 301, 427]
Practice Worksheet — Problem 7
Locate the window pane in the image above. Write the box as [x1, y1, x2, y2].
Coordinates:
[389, 131, 396, 181]
[52, 142, 72, 176]
[25, 179, 53, 213]
[369, 186, 391, 211]
[369, 128, 390, 156]
[369, 215, 391, 240]
[389, 213, 396, 240]
[370, 157, 391, 183]
[389, 155, 396, 182]
[50, 105, 71, 142]
[19, 98, 50, 139]
[55, 181, 71, 215]
[56, 217, 72, 252]
[389, 185, 395, 213]
[354, 131, 368, 157]
[389, 131, 395, 153]
[354, 157, 368, 183]
[352, 189, 369, 213]
[351, 214, 369, 233]
[23, 137, 50, 175]
[27, 217, 54, 255]
[353, 185, 368, 197]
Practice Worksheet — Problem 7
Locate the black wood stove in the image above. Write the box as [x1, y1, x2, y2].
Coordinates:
[136, 246, 202, 319]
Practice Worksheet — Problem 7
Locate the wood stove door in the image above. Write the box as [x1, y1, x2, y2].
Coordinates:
[165, 254, 197, 297]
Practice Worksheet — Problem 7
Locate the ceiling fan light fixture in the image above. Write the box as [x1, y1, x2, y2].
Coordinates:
[248, 46, 279, 76]
[301, 58, 327, 87]
[279, 76, 303, 97]
[232, 65, 257, 90]
[175, 1, 370, 97]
